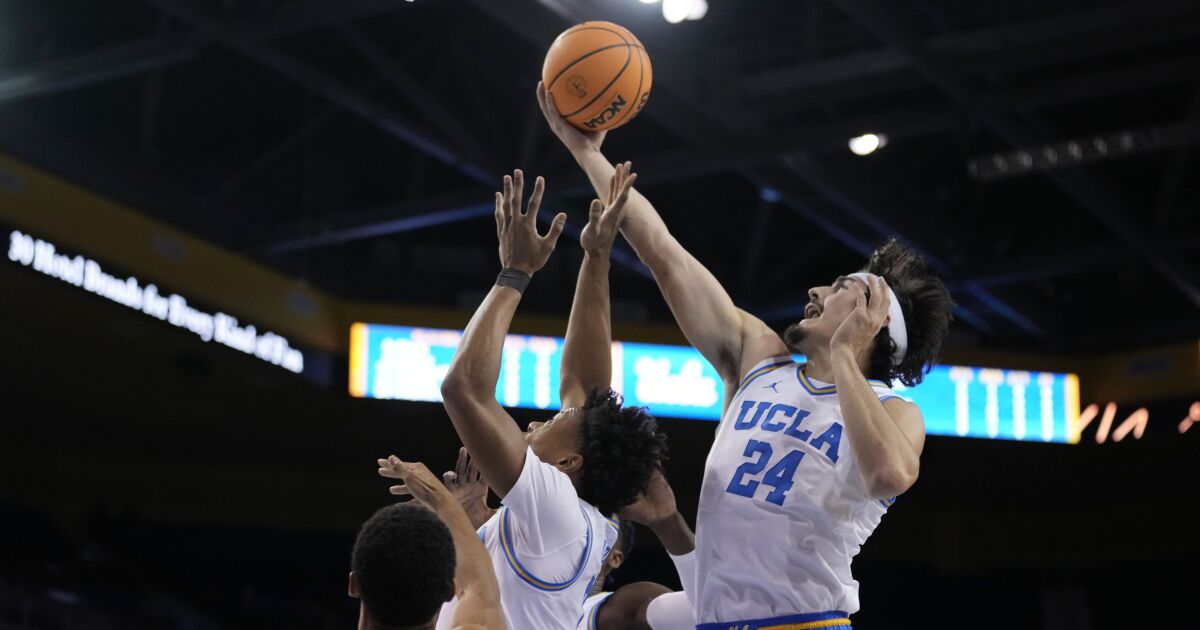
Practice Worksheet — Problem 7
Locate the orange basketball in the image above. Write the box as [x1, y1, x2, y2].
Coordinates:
[542, 21, 652, 132]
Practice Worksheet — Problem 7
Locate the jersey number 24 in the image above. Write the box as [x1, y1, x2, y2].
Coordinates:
[725, 439, 806, 506]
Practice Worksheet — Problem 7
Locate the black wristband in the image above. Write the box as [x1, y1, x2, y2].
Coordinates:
[496, 268, 532, 293]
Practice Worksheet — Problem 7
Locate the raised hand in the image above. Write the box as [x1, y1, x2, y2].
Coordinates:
[495, 169, 567, 275]
[831, 274, 892, 360]
[377, 456, 453, 510]
[537, 81, 606, 156]
[579, 161, 637, 256]
[617, 468, 677, 527]
[442, 447, 495, 528]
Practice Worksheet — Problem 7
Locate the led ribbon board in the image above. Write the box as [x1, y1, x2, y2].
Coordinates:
[350, 323, 1081, 443]
[8, 229, 305, 374]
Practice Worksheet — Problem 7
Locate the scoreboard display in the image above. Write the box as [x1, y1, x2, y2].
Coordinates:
[350, 323, 1081, 443]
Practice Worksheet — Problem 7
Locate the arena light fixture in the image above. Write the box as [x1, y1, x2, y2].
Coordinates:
[848, 133, 887, 156]
[663, 0, 694, 23]
[638, 0, 660, 4]
[688, 0, 709, 19]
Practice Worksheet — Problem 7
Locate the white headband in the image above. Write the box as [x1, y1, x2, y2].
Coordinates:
[847, 272, 907, 366]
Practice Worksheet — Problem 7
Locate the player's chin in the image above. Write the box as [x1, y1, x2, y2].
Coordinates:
[782, 321, 807, 349]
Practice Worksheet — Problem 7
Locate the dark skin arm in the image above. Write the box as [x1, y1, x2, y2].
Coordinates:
[597, 582, 673, 630]
[559, 166, 637, 408]
[440, 170, 566, 497]
[618, 469, 694, 556]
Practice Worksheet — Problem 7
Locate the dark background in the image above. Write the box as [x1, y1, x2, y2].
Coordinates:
[2, 0, 1199, 629]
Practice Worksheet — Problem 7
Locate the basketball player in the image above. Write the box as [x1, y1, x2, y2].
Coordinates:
[445, 437, 697, 630]
[432, 165, 667, 629]
[582, 468, 699, 630]
[539, 85, 954, 628]
[355, 458, 504, 629]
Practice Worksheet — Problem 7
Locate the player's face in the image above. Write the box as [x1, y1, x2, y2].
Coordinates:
[785, 276, 870, 346]
[525, 409, 584, 470]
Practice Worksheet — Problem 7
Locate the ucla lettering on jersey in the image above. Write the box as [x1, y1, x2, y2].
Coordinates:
[693, 357, 902, 625]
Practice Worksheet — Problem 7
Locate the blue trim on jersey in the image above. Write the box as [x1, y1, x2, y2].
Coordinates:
[498, 505, 593, 592]
[696, 610, 851, 630]
[737, 360, 793, 396]
[587, 592, 613, 630]
[878, 496, 897, 509]
[796, 365, 837, 395]
[878, 394, 901, 403]
[796, 364, 890, 396]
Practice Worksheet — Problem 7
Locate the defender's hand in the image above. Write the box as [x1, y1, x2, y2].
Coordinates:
[579, 161, 637, 256]
[617, 468, 677, 527]
[443, 447, 488, 511]
[377, 457, 453, 510]
[495, 169, 566, 275]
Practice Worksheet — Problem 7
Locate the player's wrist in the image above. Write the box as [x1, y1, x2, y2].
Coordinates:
[583, 247, 613, 261]
[497, 267, 534, 292]
[572, 144, 605, 165]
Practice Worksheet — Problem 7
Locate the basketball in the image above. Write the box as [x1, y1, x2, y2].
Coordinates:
[542, 21, 652, 132]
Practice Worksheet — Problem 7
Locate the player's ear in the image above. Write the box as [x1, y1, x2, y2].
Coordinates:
[607, 548, 625, 569]
[557, 453, 583, 474]
[348, 572, 360, 598]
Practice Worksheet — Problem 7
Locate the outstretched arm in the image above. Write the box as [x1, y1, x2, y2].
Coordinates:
[596, 582, 674, 630]
[440, 170, 566, 497]
[560, 167, 637, 408]
[377, 458, 505, 630]
[538, 85, 788, 387]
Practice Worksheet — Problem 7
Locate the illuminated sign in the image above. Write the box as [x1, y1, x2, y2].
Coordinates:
[8, 229, 305, 374]
[1077, 400, 1200, 442]
[350, 323, 1081, 443]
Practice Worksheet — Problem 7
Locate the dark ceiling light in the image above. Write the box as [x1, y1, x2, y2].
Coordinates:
[968, 121, 1200, 181]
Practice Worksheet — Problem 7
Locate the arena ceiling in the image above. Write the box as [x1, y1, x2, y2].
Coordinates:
[2, 0, 1198, 354]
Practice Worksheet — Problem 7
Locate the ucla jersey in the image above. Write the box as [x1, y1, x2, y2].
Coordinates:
[693, 358, 902, 625]
[437, 490, 619, 629]
[576, 592, 613, 630]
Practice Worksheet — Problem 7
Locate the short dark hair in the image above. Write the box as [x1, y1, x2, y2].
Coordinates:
[616, 518, 638, 557]
[862, 239, 954, 387]
[577, 388, 668, 516]
[351, 503, 456, 628]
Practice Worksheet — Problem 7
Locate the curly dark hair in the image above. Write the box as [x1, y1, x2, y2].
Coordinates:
[351, 503, 456, 628]
[577, 388, 669, 517]
[861, 238, 954, 387]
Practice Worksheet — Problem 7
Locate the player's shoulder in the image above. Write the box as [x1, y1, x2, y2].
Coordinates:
[733, 355, 795, 393]
[867, 379, 904, 402]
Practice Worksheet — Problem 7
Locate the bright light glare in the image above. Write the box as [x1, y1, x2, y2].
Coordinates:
[663, 0, 694, 23]
[848, 133, 888, 156]
[688, 0, 708, 19]
[639, 0, 660, 4]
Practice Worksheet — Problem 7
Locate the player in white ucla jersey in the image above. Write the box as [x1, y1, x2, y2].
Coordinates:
[537, 91, 954, 629]
[433, 167, 667, 629]
[443, 430, 697, 630]
[577, 470, 699, 630]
